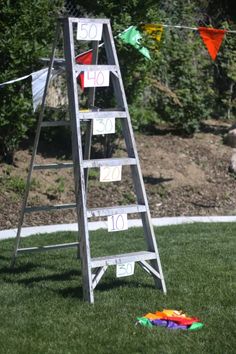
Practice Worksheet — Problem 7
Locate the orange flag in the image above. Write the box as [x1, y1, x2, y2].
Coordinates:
[198, 27, 227, 61]
[75, 51, 93, 90]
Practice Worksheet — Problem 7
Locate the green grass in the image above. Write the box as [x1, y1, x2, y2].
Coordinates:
[0, 223, 235, 354]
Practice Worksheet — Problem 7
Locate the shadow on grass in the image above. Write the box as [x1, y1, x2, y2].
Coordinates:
[0, 262, 38, 274]
[0, 255, 11, 261]
[1, 265, 84, 299]
[96, 279, 154, 292]
[58, 286, 84, 299]
[16, 269, 80, 285]
[58, 277, 154, 300]
[0, 258, 155, 301]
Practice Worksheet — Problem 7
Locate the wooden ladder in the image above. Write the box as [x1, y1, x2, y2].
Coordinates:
[11, 17, 166, 303]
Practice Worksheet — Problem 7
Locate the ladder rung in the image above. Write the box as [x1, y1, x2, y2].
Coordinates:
[79, 110, 127, 119]
[83, 157, 136, 168]
[41, 121, 70, 127]
[40, 57, 65, 65]
[17, 242, 79, 254]
[69, 17, 110, 25]
[75, 64, 117, 73]
[91, 251, 156, 268]
[87, 204, 146, 218]
[33, 162, 73, 170]
[25, 203, 76, 213]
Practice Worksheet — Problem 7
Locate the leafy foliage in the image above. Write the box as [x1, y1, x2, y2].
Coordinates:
[0, 0, 63, 162]
[1, 0, 236, 162]
[214, 23, 236, 119]
[75, 0, 236, 133]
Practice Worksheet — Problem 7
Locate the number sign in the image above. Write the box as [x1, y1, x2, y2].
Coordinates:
[93, 118, 115, 135]
[108, 214, 128, 232]
[100, 165, 122, 182]
[77, 22, 103, 41]
[84, 70, 110, 87]
[116, 262, 135, 278]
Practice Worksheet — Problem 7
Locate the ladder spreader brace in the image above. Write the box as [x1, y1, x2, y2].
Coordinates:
[11, 17, 166, 303]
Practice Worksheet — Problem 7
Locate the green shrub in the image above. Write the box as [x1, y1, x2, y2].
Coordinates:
[0, 0, 64, 163]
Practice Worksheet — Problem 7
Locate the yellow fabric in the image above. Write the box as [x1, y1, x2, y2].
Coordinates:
[142, 24, 163, 41]
[162, 309, 186, 317]
[145, 309, 188, 320]
[144, 311, 172, 320]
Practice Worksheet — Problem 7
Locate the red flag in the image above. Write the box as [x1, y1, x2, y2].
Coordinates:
[198, 27, 227, 61]
[75, 51, 93, 90]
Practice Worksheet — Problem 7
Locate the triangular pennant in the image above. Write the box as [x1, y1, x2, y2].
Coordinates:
[118, 26, 151, 60]
[141, 24, 163, 42]
[75, 51, 93, 90]
[31, 68, 60, 111]
[198, 27, 227, 61]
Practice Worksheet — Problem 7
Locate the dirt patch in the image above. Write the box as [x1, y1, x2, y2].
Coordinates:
[1, 120, 236, 230]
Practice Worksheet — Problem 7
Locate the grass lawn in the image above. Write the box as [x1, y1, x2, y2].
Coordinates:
[0, 223, 235, 354]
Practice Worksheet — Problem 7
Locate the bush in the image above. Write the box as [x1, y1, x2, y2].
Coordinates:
[0, 0, 64, 162]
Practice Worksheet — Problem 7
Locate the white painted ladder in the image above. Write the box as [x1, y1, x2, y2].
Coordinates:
[11, 17, 166, 303]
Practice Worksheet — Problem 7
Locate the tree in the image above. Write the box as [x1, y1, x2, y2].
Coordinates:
[0, 0, 64, 162]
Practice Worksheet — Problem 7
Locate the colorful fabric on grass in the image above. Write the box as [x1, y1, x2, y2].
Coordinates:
[198, 27, 227, 61]
[75, 51, 93, 90]
[118, 26, 151, 60]
[137, 309, 203, 330]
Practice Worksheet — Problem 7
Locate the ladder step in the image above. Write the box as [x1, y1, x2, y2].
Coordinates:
[40, 57, 66, 66]
[83, 157, 136, 168]
[33, 162, 73, 170]
[87, 204, 146, 218]
[79, 110, 127, 119]
[17, 242, 79, 254]
[41, 121, 70, 127]
[91, 251, 157, 268]
[75, 64, 117, 73]
[70, 18, 110, 24]
[25, 203, 76, 213]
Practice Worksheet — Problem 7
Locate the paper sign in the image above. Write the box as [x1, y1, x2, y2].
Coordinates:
[108, 214, 128, 232]
[84, 70, 110, 87]
[77, 22, 103, 41]
[93, 118, 115, 135]
[100, 165, 122, 182]
[116, 262, 135, 278]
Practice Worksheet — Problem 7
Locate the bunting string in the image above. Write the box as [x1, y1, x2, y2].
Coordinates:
[0, 22, 236, 108]
[161, 24, 236, 33]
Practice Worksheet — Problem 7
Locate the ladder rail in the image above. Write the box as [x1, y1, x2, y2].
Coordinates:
[63, 17, 94, 303]
[103, 22, 166, 293]
[11, 21, 61, 267]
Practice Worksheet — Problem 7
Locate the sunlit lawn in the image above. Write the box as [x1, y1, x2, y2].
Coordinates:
[0, 223, 235, 354]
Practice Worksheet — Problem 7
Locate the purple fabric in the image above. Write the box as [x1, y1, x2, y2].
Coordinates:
[151, 319, 188, 330]
[151, 319, 168, 327]
[167, 321, 188, 330]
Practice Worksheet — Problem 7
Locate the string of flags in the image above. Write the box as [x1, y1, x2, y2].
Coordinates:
[0, 23, 235, 110]
[120, 24, 232, 61]
[136, 309, 204, 331]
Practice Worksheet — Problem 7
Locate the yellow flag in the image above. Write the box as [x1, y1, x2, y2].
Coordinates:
[141, 24, 163, 42]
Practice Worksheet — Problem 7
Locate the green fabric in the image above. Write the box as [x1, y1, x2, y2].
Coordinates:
[136, 317, 153, 328]
[188, 322, 204, 331]
[118, 26, 151, 60]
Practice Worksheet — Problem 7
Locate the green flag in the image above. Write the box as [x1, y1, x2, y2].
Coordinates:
[118, 26, 151, 60]
[136, 317, 153, 328]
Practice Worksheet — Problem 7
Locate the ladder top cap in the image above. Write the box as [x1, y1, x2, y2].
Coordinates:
[60, 17, 110, 24]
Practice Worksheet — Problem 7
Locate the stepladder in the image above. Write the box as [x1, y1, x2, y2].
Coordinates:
[11, 17, 166, 303]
